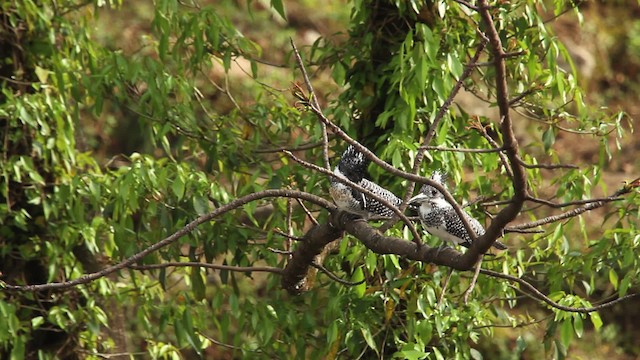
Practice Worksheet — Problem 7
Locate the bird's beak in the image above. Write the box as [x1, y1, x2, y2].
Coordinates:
[409, 193, 429, 205]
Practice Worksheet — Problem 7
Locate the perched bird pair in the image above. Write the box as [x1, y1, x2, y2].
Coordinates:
[329, 145, 506, 250]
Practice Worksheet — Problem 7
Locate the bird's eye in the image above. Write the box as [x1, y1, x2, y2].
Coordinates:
[431, 189, 437, 197]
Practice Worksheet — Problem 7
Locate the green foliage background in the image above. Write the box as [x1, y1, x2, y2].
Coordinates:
[0, 0, 639, 359]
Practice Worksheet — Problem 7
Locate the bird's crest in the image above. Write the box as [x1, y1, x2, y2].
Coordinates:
[418, 170, 448, 199]
[336, 145, 370, 182]
[430, 170, 447, 185]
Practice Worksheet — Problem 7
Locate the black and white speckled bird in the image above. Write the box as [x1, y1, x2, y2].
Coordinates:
[329, 145, 408, 219]
[409, 171, 507, 250]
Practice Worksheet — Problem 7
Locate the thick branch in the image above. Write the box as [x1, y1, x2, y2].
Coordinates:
[474, 0, 528, 256]
[281, 222, 342, 294]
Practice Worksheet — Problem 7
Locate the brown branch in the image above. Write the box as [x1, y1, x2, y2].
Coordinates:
[525, 195, 623, 209]
[281, 222, 343, 294]
[290, 39, 331, 170]
[516, 157, 578, 170]
[130, 262, 283, 274]
[2, 189, 334, 292]
[296, 198, 320, 226]
[453, 0, 479, 11]
[511, 181, 638, 230]
[475, 0, 528, 258]
[480, 269, 640, 313]
[469, 118, 514, 179]
[311, 263, 366, 287]
[254, 139, 332, 154]
[421, 145, 504, 153]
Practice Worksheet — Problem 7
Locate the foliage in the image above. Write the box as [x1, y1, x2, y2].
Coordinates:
[0, 0, 638, 359]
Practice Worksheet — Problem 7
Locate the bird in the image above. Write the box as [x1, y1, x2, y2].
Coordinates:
[329, 145, 409, 219]
[409, 170, 507, 250]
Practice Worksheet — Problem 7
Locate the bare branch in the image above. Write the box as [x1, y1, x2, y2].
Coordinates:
[480, 269, 640, 313]
[526, 195, 623, 209]
[130, 262, 283, 274]
[421, 145, 504, 153]
[512, 180, 638, 230]
[311, 263, 366, 287]
[290, 40, 331, 171]
[2, 189, 334, 292]
[254, 139, 333, 154]
[281, 222, 343, 294]
[463, 259, 483, 304]
[475, 0, 528, 257]
[453, 0, 479, 11]
[516, 157, 578, 170]
[296, 198, 320, 226]
[468, 118, 514, 179]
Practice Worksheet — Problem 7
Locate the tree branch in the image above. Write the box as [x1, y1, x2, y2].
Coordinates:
[480, 269, 640, 313]
[474, 0, 528, 258]
[2, 189, 334, 292]
[130, 262, 283, 274]
[511, 180, 638, 230]
[290, 39, 331, 171]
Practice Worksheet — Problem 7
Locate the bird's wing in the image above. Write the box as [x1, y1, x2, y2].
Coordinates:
[359, 179, 402, 217]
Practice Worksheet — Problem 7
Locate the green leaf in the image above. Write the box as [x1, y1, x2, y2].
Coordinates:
[270, 0, 287, 20]
[560, 319, 573, 348]
[191, 268, 206, 301]
[590, 312, 603, 331]
[573, 315, 583, 338]
[470, 348, 483, 360]
[10, 335, 25, 360]
[609, 269, 619, 290]
[542, 127, 555, 153]
[447, 53, 463, 79]
[361, 327, 378, 354]
[31, 316, 44, 329]
[182, 311, 202, 356]
[171, 175, 185, 200]
[352, 267, 366, 297]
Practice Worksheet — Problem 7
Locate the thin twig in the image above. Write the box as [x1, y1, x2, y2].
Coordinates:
[463, 258, 483, 304]
[516, 157, 578, 170]
[254, 139, 332, 154]
[421, 145, 504, 153]
[468, 117, 514, 179]
[198, 331, 263, 353]
[480, 269, 640, 313]
[130, 262, 283, 274]
[472, 315, 552, 330]
[296, 198, 320, 225]
[512, 180, 638, 230]
[311, 263, 366, 286]
[437, 269, 454, 307]
[290, 39, 331, 170]
[526, 195, 623, 209]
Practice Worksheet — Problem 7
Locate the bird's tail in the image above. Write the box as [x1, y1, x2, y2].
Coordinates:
[492, 240, 507, 250]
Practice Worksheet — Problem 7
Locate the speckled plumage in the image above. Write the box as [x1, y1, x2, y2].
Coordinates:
[410, 171, 507, 250]
[329, 145, 408, 218]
